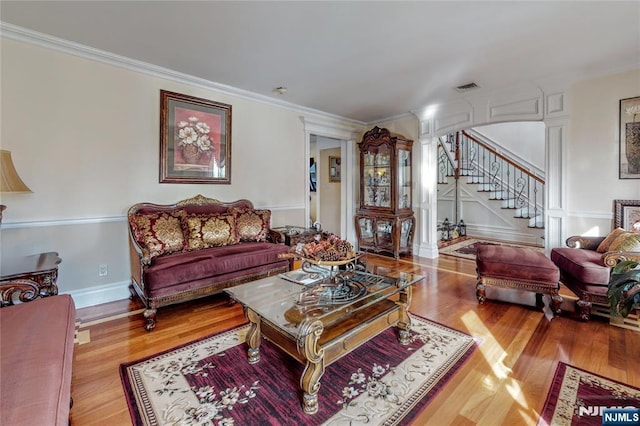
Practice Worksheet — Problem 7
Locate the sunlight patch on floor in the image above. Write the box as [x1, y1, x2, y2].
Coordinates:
[461, 310, 534, 423]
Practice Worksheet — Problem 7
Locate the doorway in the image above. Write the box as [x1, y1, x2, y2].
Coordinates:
[309, 135, 343, 235]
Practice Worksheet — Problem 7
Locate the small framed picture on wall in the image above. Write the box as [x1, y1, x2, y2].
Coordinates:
[619, 96, 640, 179]
[329, 156, 341, 182]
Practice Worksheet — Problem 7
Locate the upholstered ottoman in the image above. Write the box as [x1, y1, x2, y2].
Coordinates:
[476, 245, 562, 314]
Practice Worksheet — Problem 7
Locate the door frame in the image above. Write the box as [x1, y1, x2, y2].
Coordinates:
[302, 118, 362, 241]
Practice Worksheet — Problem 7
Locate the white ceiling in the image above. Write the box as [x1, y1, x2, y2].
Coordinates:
[2, 1, 639, 123]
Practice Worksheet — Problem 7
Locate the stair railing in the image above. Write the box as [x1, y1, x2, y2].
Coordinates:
[437, 130, 545, 227]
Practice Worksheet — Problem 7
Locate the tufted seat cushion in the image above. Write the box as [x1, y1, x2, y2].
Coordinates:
[476, 244, 559, 288]
[144, 242, 290, 298]
[550, 247, 609, 286]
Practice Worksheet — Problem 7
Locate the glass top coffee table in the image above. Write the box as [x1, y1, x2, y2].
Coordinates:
[226, 268, 424, 414]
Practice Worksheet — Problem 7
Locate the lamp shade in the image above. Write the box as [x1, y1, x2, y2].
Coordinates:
[0, 150, 32, 193]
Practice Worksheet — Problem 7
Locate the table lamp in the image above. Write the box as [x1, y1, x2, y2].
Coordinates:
[0, 150, 32, 223]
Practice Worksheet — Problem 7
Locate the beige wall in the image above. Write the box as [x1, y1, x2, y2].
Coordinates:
[0, 37, 309, 303]
[566, 69, 640, 237]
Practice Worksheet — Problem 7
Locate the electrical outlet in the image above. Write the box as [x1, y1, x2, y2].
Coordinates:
[98, 264, 108, 277]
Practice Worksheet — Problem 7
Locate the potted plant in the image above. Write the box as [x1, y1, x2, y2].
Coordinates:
[608, 260, 640, 318]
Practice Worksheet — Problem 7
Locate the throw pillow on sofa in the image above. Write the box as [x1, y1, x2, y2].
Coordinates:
[183, 213, 238, 250]
[231, 207, 271, 242]
[130, 210, 187, 259]
[608, 232, 640, 252]
[596, 227, 627, 253]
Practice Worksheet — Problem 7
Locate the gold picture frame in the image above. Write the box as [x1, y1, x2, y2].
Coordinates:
[159, 90, 232, 184]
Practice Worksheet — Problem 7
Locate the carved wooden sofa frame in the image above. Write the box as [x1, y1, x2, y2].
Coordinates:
[128, 194, 291, 331]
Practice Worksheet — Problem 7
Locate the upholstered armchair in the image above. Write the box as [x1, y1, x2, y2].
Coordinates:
[550, 232, 640, 321]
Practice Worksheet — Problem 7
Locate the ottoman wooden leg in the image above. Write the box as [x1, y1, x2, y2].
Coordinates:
[550, 294, 563, 315]
[476, 281, 486, 304]
[144, 308, 157, 331]
[576, 299, 592, 321]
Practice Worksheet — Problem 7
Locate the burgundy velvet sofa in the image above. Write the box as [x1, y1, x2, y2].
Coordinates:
[550, 231, 640, 321]
[0, 281, 76, 426]
[128, 195, 291, 331]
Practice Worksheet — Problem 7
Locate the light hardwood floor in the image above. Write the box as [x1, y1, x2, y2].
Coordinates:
[71, 253, 639, 425]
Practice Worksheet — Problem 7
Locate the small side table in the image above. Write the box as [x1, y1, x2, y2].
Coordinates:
[0, 252, 62, 296]
[272, 226, 322, 246]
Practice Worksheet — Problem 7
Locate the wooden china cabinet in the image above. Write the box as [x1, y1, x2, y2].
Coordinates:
[355, 126, 415, 258]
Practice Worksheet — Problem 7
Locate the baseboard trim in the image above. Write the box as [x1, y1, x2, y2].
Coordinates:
[417, 243, 439, 259]
[65, 280, 130, 309]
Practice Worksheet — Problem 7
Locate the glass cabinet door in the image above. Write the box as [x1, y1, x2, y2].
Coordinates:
[399, 218, 413, 249]
[376, 219, 393, 248]
[363, 145, 392, 208]
[397, 148, 412, 209]
[357, 217, 375, 245]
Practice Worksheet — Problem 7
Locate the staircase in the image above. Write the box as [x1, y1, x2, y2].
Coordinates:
[438, 130, 545, 245]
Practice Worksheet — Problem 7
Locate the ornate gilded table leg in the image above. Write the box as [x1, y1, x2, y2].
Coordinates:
[298, 319, 325, 414]
[396, 285, 413, 345]
[245, 308, 261, 364]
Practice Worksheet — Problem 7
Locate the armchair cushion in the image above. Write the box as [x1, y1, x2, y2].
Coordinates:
[550, 247, 609, 286]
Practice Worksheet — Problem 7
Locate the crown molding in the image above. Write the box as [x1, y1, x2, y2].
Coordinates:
[0, 22, 364, 127]
[367, 111, 416, 127]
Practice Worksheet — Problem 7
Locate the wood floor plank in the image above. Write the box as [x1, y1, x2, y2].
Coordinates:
[70, 253, 639, 425]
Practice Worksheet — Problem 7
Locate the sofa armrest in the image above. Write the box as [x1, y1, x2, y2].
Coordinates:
[0, 279, 41, 307]
[267, 229, 285, 244]
[128, 229, 151, 294]
[602, 251, 640, 267]
[566, 235, 605, 250]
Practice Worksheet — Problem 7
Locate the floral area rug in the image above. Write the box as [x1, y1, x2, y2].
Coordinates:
[120, 314, 477, 425]
[538, 362, 640, 426]
[438, 238, 544, 260]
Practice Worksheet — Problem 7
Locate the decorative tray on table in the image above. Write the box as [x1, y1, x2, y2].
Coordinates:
[281, 233, 362, 287]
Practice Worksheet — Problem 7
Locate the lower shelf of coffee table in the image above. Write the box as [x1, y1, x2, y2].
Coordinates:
[262, 298, 400, 366]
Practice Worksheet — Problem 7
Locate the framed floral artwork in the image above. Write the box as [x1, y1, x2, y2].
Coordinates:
[614, 199, 640, 232]
[159, 90, 232, 184]
[619, 96, 640, 179]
